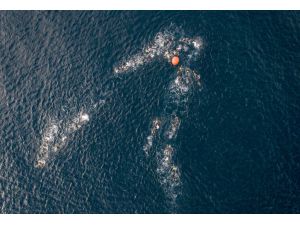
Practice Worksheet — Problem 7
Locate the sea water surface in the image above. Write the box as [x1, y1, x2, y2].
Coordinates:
[0, 11, 300, 213]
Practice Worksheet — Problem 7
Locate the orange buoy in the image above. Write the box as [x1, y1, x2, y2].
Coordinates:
[171, 56, 180, 66]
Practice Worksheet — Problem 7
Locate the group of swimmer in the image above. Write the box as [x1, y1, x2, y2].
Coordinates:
[114, 27, 204, 203]
[36, 26, 203, 207]
[35, 110, 91, 168]
[143, 54, 202, 201]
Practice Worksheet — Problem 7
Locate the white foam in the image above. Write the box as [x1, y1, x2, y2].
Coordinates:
[80, 113, 89, 122]
[165, 116, 181, 140]
[143, 135, 153, 156]
[143, 118, 161, 156]
[114, 31, 173, 74]
[35, 110, 90, 168]
[114, 26, 203, 74]
[35, 121, 60, 168]
[165, 66, 201, 114]
[156, 144, 181, 201]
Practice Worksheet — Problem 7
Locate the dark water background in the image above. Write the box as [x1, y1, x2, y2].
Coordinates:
[0, 11, 300, 213]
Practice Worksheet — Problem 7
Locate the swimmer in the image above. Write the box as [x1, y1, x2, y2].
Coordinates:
[163, 156, 170, 163]
[164, 115, 181, 140]
[171, 116, 180, 129]
[177, 65, 184, 73]
[182, 67, 193, 84]
[176, 67, 191, 86]
[174, 75, 182, 85]
[161, 145, 175, 168]
[151, 118, 161, 135]
[192, 71, 202, 87]
[67, 111, 90, 133]
[163, 144, 174, 157]
[143, 118, 162, 156]
[170, 165, 180, 182]
[35, 159, 46, 168]
[153, 118, 161, 129]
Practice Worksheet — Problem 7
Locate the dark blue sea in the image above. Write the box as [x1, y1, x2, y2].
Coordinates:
[0, 11, 300, 213]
